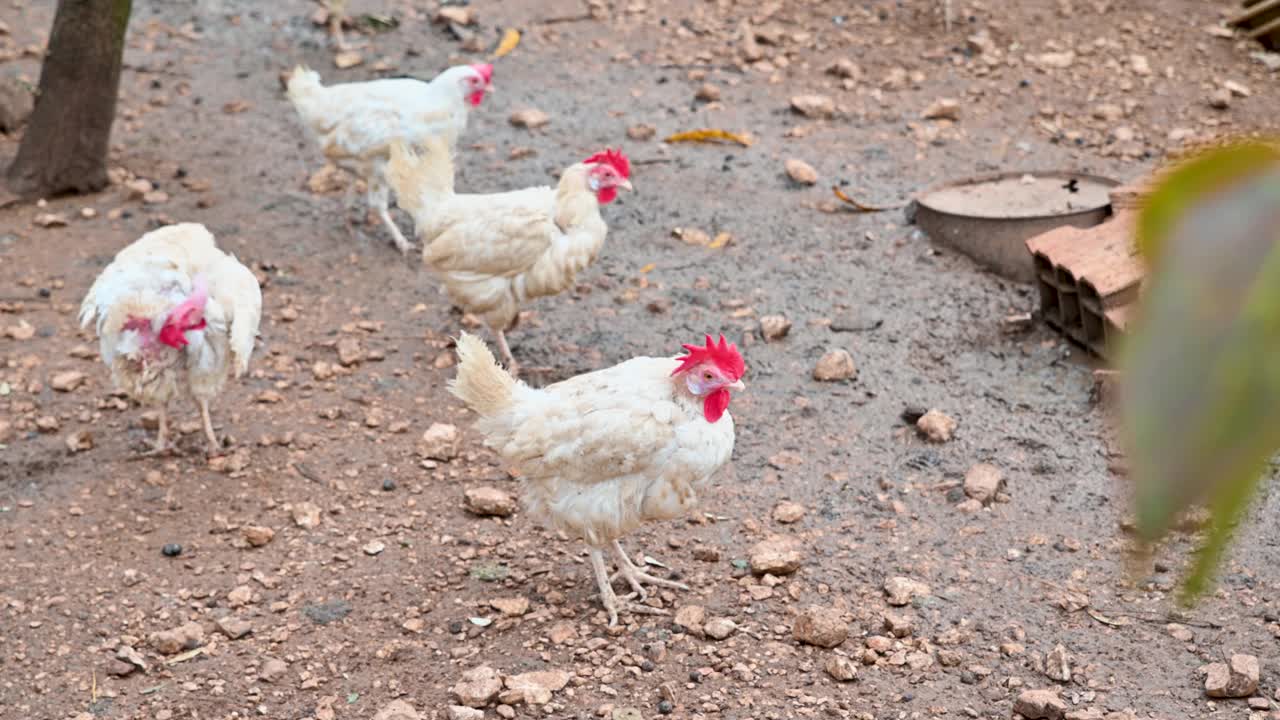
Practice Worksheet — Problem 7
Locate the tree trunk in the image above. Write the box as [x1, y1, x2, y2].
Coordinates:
[5, 0, 131, 197]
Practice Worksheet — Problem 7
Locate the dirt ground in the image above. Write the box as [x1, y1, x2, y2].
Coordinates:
[3, 1, 1280, 719]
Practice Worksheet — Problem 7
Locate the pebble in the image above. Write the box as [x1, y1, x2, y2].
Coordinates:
[1208, 88, 1231, 110]
[382, 478, 397, 491]
[509, 109, 550, 129]
[657, 700, 674, 715]
[1033, 51, 1075, 69]
[65, 431, 93, 453]
[420, 422, 460, 461]
[790, 94, 835, 119]
[162, 543, 183, 557]
[1204, 653, 1259, 698]
[49, 371, 86, 392]
[490, 597, 530, 616]
[215, 616, 252, 640]
[826, 58, 860, 79]
[447, 708, 483, 720]
[452, 665, 503, 708]
[784, 158, 818, 185]
[291, 502, 322, 529]
[375, 700, 423, 720]
[883, 612, 914, 638]
[825, 655, 858, 681]
[1013, 688, 1067, 720]
[703, 617, 737, 640]
[916, 409, 956, 442]
[922, 98, 961, 121]
[501, 669, 570, 705]
[884, 576, 931, 606]
[242, 526, 274, 547]
[813, 349, 856, 381]
[1224, 80, 1251, 97]
[260, 657, 288, 682]
[333, 51, 364, 69]
[964, 463, 1005, 505]
[759, 315, 792, 341]
[695, 83, 721, 102]
[1045, 644, 1071, 682]
[1092, 103, 1124, 121]
[793, 606, 848, 648]
[363, 540, 386, 556]
[336, 337, 363, 366]
[464, 486, 517, 517]
[627, 124, 656, 141]
[771, 501, 805, 524]
[149, 621, 204, 655]
[227, 585, 254, 607]
[674, 604, 706, 635]
[749, 536, 803, 575]
[1165, 623, 1194, 642]
[547, 622, 576, 644]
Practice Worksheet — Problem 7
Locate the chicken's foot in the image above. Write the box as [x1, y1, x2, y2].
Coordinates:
[139, 406, 171, 456]
[590, 547, 668, 627]
[198, 398, 223, 455]
[610, 540, 690, 600]
[494, 329, 519, 378]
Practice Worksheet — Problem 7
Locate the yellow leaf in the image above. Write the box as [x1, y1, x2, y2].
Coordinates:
[639, 263, 656, 274]
[664, 129, 753, 147]
[832, 186, 903, 213]
[493, 29, 520, 58]
[708, 232, 732, 249]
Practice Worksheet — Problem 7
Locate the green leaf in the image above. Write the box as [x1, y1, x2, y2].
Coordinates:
[1120, 142, 1280, 602]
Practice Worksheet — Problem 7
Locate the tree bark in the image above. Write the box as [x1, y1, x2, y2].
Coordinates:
[5, 0, 132, 198]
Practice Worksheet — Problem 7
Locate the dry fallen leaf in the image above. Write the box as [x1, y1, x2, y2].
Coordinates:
[222, 99, 251, 114]
[664, 129, 753, 147]
[639, 263, 656, 274]
[333, 51, 363, 69]
[494, 28, 520, 57]
[832, 186, 903, 213]
[708, 232, 732, 249]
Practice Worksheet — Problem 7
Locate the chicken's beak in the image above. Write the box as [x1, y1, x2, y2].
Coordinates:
[485, 82, 495, 94]
[618, 178, 634, 192]
[728, 379, 746, 391]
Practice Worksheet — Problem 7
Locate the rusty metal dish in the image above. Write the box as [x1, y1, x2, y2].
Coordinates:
[913, 171, 1120, 284]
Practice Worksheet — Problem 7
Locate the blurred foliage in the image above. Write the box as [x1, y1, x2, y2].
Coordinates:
[1121, 139, 1280, 603]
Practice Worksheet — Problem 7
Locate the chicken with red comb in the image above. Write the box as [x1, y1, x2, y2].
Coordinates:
[449, 331, 746, 627]
[387, 138, 633, 376]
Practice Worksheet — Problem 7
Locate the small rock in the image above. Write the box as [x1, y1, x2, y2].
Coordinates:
[792, 606, 848, 648]
[826, 58, 860, 79]
[1000, 642, 1025, 656]
[336, 337, 363, 366]
[260, 658, 288, 682]
[502, 669, 570, 705]
[695, 83, 721, 102]
[363, 540, 386, 556]
[548, 622, 576, 644]
[420, 422, 460, 461]
[884, 576, 930, 606]
[65, 431, 93, 453]
[922, 98, 961, 121]
[825, 655, 858, 681]
[375, 700, 423, 720]
[1208, 88, 1231, 110]
[307, 165, 347, 194]
[627, 124, 656, 141]
[216, 616, 252, 640]
[242, 526, 274, 547]
[966, 30, 996, 55]
[674, 605, 706, 635]
[704, 618, 737, 640]
[916, 409, 956, 442]
[453, 665, 503, 708]
[1013, 689, 1067, 720]
[509, 109, 550, 129]
[1045, 644, 1071, 682]
[291, 501, 322, 529]
[161, 543, 182, 557]
[333, 50, 363, 69]
[1248, 697, 1271, 711]
[1129, 54, 1151, 76]
[759, 315, 792, 341]
[772, 501, 805, 524]
[435, 6, 474, 25]
[227, 585, 253, 607]
[882, 612, 913, 638]
[1165, 623, 1194, 642]
[447, 708, 483, 720]
[790, 94, 835, 119]
[106, 659, 138, 677]
[490, 597, 530, 616]
[1092, 104, 1124, 121]
[34, 213, 69, 228]
[50, 371, 86, 392]
[749, 536, 803, 575]
[1032, 52, 1075, 70]
[114, 645, 148, 673]
[465, 486, 517, 517]
[784, 158, 818, 185]
[813, 349, 856, 381]
[964, 463, 1005, 505]
[1224, 80, 1251, 97]
[149, 621, 204, 655]
[1204, 654, 1259, 698]
[0, 77, 34, 131]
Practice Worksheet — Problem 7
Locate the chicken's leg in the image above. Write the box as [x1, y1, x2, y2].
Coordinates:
[493, 329, 519, 378]
[368, 176, 413, 254]
[140, 405, 169, 456]
[589, 547, 667, 627]
[198, 398, 222, 455]
[610, 540, 690, 600]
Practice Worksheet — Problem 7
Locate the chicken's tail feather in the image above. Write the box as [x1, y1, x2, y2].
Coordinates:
[449, 332, 516, 417]
[386, 136, 455, 219]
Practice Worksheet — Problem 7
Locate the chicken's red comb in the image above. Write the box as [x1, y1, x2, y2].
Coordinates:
[583, 148, 631, 179]
[470, 63, 493, 84]
[672, 334, 745, 380]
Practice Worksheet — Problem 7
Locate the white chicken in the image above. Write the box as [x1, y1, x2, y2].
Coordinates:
[286, 63, 493, 254]
[79, 223, 263, 454]
[449, 332, 747, 626]
[387, 138, 632, 375]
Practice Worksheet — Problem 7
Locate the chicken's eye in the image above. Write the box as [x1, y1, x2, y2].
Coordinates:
[703, 371, 714, 381]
